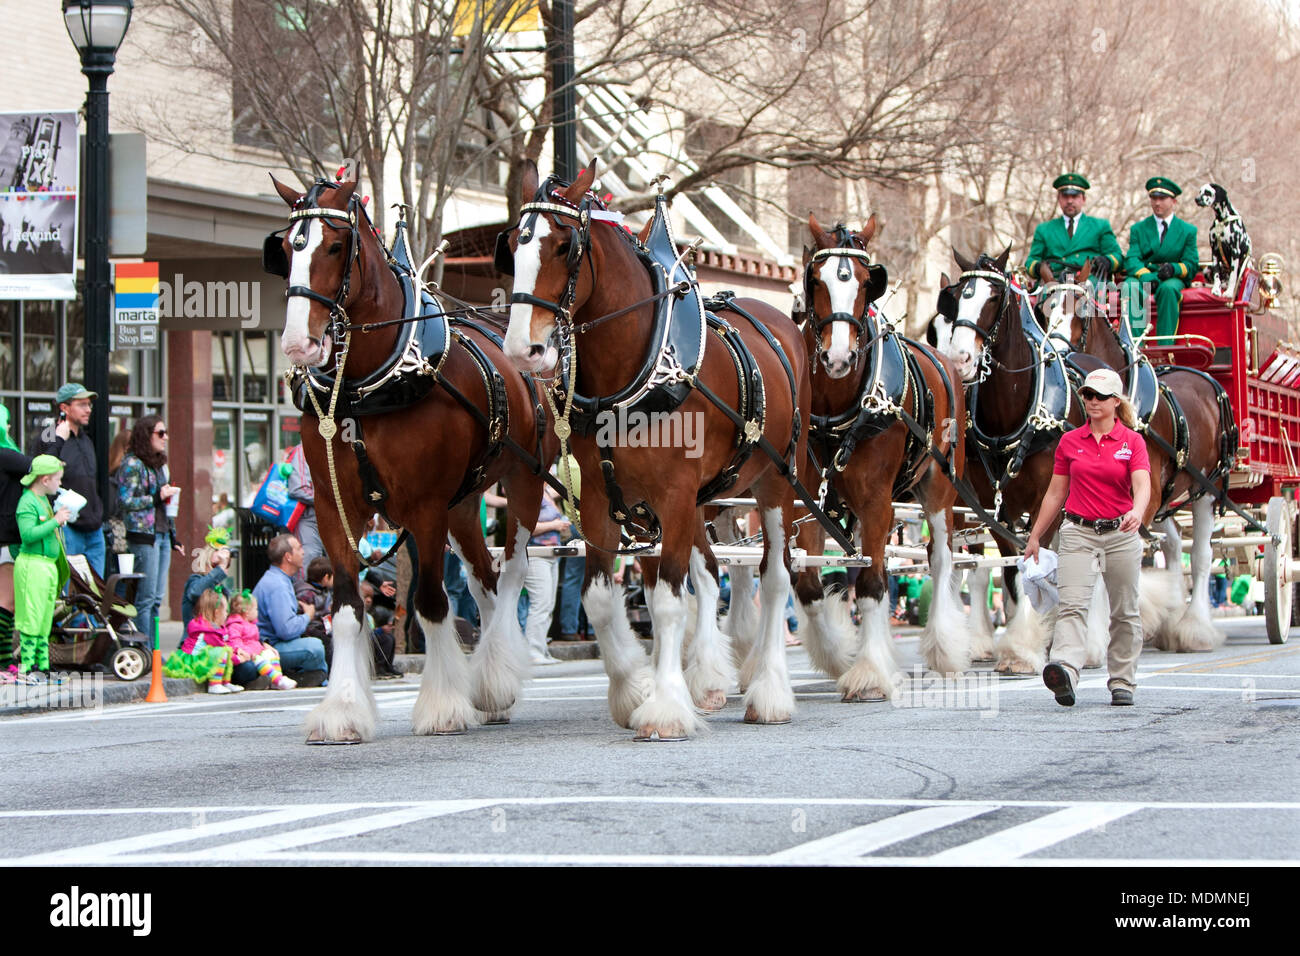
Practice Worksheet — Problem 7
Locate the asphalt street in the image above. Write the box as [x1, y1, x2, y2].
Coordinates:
[1, 617, 1296, 866]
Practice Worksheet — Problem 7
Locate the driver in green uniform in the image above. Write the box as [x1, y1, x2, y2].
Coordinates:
[1122, 177, 1199, 339]
[1025, 173, 1123, 286]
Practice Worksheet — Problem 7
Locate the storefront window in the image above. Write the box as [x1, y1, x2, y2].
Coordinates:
[241, 410, 271, 505]
[279, 413, 301, 452]
[241, 331, 270, 404]
[212, 409, 235, 516]
[212, 332, 236, 401]
[0, 303, 15, 390]
[65, 299, 85, 383]
[23, 301, 58, 392]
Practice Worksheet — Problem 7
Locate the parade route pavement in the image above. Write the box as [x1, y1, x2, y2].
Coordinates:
[1, 618, 1296, 867]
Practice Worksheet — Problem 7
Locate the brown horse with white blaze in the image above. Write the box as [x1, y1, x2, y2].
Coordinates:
[268, 177, 556, 742]
[500, 162, 811, 738]
[793, 215, 971, 697]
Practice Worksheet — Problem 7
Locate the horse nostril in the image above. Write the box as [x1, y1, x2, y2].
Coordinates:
[528, 344, 545, 359]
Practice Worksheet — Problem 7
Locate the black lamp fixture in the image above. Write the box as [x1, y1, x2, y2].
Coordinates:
[63, 0, 134, 512]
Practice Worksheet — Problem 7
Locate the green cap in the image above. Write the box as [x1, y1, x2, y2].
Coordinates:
[55, 383, 96, 404]
[1145, 177, 1181, 197]
[21, 454, 63, 487]
[1052, 173, 1090, 194]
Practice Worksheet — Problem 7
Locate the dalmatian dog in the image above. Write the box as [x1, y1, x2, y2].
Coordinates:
[1195, 182, 1252, 297]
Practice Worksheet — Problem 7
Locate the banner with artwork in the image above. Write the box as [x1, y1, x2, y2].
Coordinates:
[0, 110, 80, 300]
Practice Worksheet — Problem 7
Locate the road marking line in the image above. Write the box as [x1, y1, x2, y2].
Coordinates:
[174, 801, 497, 860]
[768, 804, 999, 864]
[928, 804, 1144, 863]
[0, 797, 1294, 818]
[1149, 647, 1300, 674]
[4, 805, 348, 865]
[74, 851, 1290, 867]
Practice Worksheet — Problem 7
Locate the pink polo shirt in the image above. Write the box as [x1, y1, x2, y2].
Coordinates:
[1053, 420, 1151, 520]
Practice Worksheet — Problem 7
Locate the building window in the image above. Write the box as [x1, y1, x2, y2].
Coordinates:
[0, 297, 161, 452]
[684, 120, 759, 250]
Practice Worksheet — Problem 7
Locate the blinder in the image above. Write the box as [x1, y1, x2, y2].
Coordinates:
[493, 230, 515, 276]
[263, 231, 290, 278]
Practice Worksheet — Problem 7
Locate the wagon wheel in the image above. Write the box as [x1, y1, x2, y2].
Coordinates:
[1263, 497, 1293, 645]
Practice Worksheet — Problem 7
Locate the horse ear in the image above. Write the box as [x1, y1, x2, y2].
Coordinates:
[808, 213, 831, 249]
[519, 160, 539, 203]
[995, 244, 1012, 271]
[1038, 262, 1055, 285]
[940, 271, 951, 289]
[636, 219, 652, 243]
[332, 180, 358, 208]
[860, 213, 878, 244]
[563, 163, 597, 202]
[802, 244, 813, 267]
[1077, 258, 1091, 282]
[952, 247, 974, 274]
[270, 174, 302, 208]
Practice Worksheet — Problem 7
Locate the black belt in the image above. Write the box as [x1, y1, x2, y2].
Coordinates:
[1064, 510, 1123, 533]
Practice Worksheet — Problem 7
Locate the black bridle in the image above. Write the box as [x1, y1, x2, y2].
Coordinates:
[802, 234, 888, 367]
[263, 180, 365, 361]
[950, 257, 1016, 381]
[494, 177, 596, 330]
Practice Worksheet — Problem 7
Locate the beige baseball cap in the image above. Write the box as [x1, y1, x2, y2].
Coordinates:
[1082, 368, 1124, 398]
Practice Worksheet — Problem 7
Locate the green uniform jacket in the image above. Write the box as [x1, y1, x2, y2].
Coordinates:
[1123, 215, 1198, 282]
[1025, 214, 1123, 278]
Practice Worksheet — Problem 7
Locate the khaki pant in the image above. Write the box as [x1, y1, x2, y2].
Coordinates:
[1049, 522, 1144, 691]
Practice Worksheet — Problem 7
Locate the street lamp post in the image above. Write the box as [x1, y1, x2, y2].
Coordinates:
[63, 0, 133, 511]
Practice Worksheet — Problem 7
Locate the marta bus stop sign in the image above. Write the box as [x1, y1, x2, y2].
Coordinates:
[113, 261, 159, 349]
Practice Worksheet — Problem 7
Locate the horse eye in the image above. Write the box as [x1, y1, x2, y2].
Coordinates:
[329, 241, 343, 254]
[556, 241, 570, 256]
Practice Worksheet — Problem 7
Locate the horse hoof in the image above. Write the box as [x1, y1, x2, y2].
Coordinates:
[744, 706, 791, 725]
[995, 661, 1036, 676]
[1082, 662, 1104, 670]
[841, 690, 889, 703]
[697, 689, 728, 712]
[306, 729, 363, 745]
[482, 713, 511, 725]
[633, 726, 687, 742]
[971, 656, 997, 664]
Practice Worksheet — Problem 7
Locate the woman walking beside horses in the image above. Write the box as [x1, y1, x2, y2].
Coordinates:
[1024, 367, 1152, 707]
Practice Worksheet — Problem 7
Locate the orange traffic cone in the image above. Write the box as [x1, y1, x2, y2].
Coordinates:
[145, 618, 168, 703]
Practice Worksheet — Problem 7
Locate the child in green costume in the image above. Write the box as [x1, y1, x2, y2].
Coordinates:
[13, 455, 71, 685]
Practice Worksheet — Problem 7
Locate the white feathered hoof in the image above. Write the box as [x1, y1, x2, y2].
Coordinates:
[994, 656, 1039, 675]
[694, 688, 728, 712]
[969, 629, 997, 664]
[411, 693, 480, 736]
[302, 677, 378, 745]
[742, 673, 795, 725]
[629, 690, 701, 740]
[836, 657, 895, 703]
[481, 713, 511, 726]
[1167, 610, 1225, 653]
[608, 666, 655, 729]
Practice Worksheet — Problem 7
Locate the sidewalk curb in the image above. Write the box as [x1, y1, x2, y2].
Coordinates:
[0, 675, 199, 717]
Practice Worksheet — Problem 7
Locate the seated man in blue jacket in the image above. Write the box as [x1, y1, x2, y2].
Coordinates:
[252, 533, 327, 685]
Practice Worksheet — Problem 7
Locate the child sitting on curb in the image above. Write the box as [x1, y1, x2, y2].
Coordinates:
[165, 588, 243, 694]
[225, 590, 296, 690]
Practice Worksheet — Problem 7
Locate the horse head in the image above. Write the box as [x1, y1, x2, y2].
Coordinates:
[266, 176, 361, 369]
[803, 212, 887, 379]
[941, 245, 1012, 384]
[500, 159, 599, 374]
[1039, 259, 1096, 351]
[928, 271, 957, 351]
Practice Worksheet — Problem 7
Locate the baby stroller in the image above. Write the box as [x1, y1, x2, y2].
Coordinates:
[47, 553, 152, 681]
